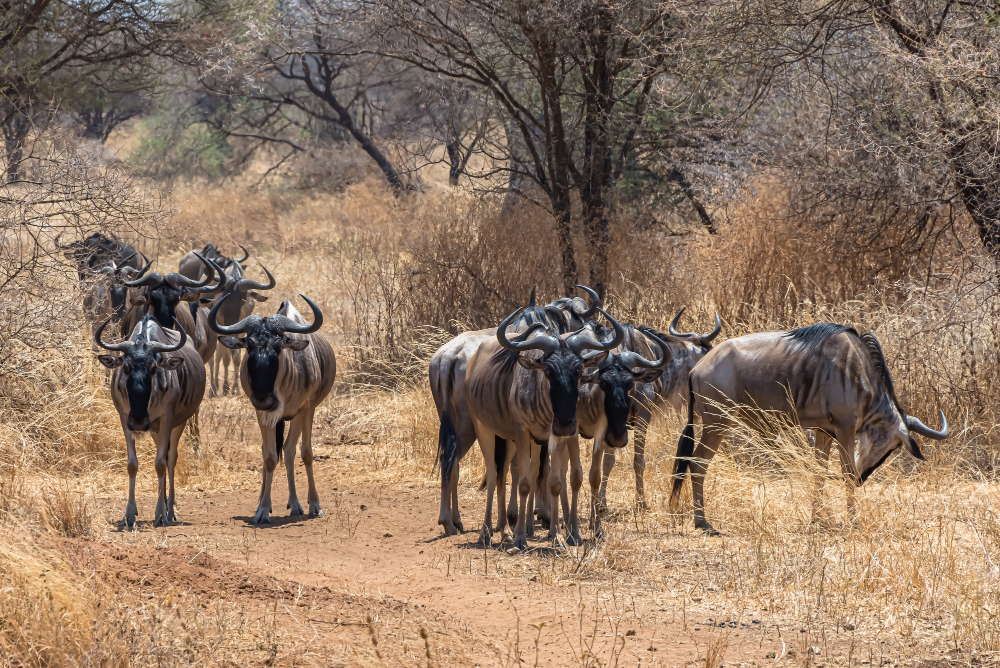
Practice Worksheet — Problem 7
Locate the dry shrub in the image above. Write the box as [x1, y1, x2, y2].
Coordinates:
[38, 483, 93, 538]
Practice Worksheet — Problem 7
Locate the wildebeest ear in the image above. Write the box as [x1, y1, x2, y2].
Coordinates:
[582, 351, 609, 368]
[97, 355, 122, 369]
[633, 367, 663, 383]
[219, 336, 246, 349]
[903, 435, 925, 460]
[249, 291, 269, 302]
[157, 356, 185, 371]
[516, 354, 544, 371]
[282, 336, 310, 351]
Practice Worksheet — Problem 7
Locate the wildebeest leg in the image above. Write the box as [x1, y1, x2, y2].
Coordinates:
[632, 414, 651, 509]
[589, 436, 606, 534]
[299, 408, 323, 518]
[812, 430, 834, 524]
[566, 434, 583, 545]
[599, 448, 615, 514]
[121, 416, 139, 529]
[506, 454, 519, 533]
[532, 445, 550, 534]
[546, 434, 568, 544]
[284, 416, 305, 516]
[166, 423, 184, 523]
[231, 349, 243, 395]
[474, 420, 498, 545]
[832, 423, 860, 520]
[210, 348, 221, 397]
[690, 422, 724, 535]
[152, 421, 173, 527]
[495, 439, 515, 538]
[254, 419, 279, 524]
[512, 431, 538, 552]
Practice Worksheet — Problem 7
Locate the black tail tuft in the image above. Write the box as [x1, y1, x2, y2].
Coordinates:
[276, 418, 286, 464]
[439, 412, 458, 484]
[481, 436, 507, 491]
[671, 377, 696, 504]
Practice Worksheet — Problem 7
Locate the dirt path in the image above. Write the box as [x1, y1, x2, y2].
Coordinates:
[88, 460, 890, 667]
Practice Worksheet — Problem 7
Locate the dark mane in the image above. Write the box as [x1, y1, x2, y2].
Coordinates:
[860, 331, 904, 413]
[783, 323, 857, 351]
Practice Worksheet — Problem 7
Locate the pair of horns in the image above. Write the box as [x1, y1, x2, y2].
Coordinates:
[95, 315, 187, 354]
[207, 292, 323, 336]
[669, 308, 722, 344]
[526, 284, 600, 319]
[614, 329, 673, 372]
[498, 305, 625, 356]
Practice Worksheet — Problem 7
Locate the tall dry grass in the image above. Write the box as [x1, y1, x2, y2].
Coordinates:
[2, 174, 1000, 663]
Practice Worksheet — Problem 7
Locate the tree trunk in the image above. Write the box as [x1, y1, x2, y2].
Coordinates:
[953, 156, 1000, 253]
[552, 194, 578, 295]
[3, 115, 29, 183]
[446, 140, 461, 186]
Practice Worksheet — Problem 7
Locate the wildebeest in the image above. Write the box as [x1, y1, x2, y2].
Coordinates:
[573, 329, 673, 535]
[95, 315, 206, 528]
[593, 309, 722, 510]
[57, 232, 142, 280]
[429, 285, 600, 536]
[82, 253, 150, 351]
[209, 293, 336, 524]
[119, 253, 225, 364]
[211, 259, 275, 396]
[465, 304, 624, 549]
[670, 323, 949, 534]
[178, 243, 248, 281]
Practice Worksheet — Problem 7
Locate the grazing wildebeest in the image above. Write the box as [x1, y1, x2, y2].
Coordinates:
[670, 323, 949, 534]
[178, 243, 248, 281]
[594, 309, 722, 510]
[429, 285, 600, 536]
[465, 305, 624, 549]
[95, 315, 206, 528]
[209, 293, 336, 524]
[57, 232, 142, 280]
[211, 259, 275, 396]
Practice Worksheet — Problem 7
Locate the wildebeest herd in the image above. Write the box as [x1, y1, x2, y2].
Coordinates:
[64, 233, 949, 546]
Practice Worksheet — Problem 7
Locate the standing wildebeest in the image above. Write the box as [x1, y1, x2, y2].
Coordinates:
[429, 285, 600, 536]
[212, 259, 275, 396]
[594, 309, 722, 510]
[178, 243, 248, 281]
[670, 323, 949, 534]
[82, 253, 150, 351]
[574, 329, 673, 536]
[466, 305, 624, 550]
[119, 253, 225, 365]
[95, 315, 206, 528]
[57, 232, 142, 280]
[209, 293, 336, 524]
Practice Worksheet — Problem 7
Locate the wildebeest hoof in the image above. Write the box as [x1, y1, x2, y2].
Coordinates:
[254, 507, 271, 524]
[513, 535, 528, 552]
[441, 522, 458, 537]
[552, 535, 568, 550]
[566, 533, 581, 547]
[288, 499, 304, 516]
[153, 514, 170, 527]
[453, 519, 464, 532]
[308, 503, 323, 518]
[166, 509, 178, 523]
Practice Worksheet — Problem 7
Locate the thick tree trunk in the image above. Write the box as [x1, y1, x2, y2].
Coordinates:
[552, 194, 578, 295]
[446, 140, 461, 186]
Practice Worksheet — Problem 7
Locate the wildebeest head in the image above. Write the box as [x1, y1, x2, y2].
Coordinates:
[498, 305, 625, 437]
[123, 253, 225, 328]
[208, 293, 322, 414]
[95, 315, 187, 432]
[852, 332, 949, 482]
[584, 331, 673, 448]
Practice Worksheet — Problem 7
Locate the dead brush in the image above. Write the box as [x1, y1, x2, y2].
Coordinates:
[37, 482, 93, 538]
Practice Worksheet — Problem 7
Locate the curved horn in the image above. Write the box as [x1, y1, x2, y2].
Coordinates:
[273, 294, 324, 334]
[236, 264, 276, 292]
[571, 284, 600, 318]
[566, 307, 625, 354]
[148, 318, 188, 354]
[906, 411, 949, 440]
[234, 245, 250, 264]
[668, 308, 695, 338]
[496, 308, 560, 355]
[701, 311, 722, 343]
[119, 253, 152, 280]
[166, 261, 214, 289]
[619, 330, 672, 371]
[528, 284, 537, 308]
[94, 317, 131, 352]
[207, 292, 257, 335]
[122, 270, 165, 289]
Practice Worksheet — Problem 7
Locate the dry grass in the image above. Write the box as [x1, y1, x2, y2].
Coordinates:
[2, 175, 1000, 664]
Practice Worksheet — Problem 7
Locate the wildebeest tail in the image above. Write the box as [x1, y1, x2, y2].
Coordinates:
[276, 418, 286, 463]
[439, 412, 458, 484]
[479, 436, 507, 491]
[670, 376, 696, 505]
